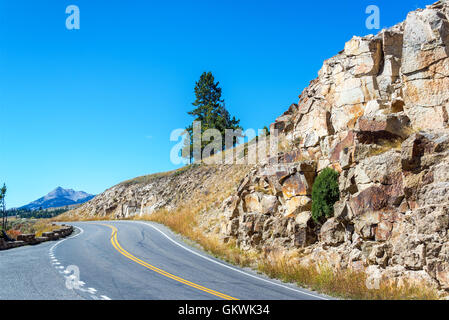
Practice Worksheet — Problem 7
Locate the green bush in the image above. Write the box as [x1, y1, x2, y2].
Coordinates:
[311, 168, 340, 223]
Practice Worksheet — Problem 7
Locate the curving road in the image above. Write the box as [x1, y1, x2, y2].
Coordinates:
[0, 221, 328, 300]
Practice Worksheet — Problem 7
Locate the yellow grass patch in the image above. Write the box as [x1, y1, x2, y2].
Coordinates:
[258, 251, 440, 300]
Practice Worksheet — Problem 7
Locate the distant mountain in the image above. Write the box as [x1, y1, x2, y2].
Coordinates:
[20, 187, 95, 210]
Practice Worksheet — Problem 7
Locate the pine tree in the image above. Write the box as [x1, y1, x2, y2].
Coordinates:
[182, 72, 242, 162]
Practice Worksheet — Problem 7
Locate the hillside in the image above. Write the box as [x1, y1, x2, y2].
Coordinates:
[61, 0, 449, 298]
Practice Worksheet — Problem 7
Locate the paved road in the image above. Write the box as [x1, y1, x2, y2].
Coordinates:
[0, 221, 328, 300]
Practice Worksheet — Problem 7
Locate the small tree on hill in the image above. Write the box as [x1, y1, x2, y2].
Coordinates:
[311, 168, 340, 223]
[182, 72, 242, 163]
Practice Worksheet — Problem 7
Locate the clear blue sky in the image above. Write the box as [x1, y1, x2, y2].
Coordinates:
[0, 0, 430, 207]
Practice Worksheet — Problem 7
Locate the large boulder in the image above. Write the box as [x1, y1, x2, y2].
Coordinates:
[319, 218, 346, 246]
[356, 112, 411, 139]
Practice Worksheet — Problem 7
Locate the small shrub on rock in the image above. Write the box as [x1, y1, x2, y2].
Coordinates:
[311, 168, 340, 223]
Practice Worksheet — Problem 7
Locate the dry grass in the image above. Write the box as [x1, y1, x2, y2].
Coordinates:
[118, 164, 204, 188]
[119, 170, 180, 187]
[5, 219, 60, 238]
[258, 252, 440, 300]
[33, 220, 61, 237]
[52, 214, 113, 222]
[368, 138, 403, 156]
[141, 207, 254, 267]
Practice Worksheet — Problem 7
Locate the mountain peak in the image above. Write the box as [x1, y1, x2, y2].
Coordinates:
[20, 187, 95, 210]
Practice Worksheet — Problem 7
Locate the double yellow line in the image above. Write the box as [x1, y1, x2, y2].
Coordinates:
[101, 224, 238, 300]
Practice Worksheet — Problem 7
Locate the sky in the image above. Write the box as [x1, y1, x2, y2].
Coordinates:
[0, 0, 431, 207]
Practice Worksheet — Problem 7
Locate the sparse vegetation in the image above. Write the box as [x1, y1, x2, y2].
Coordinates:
[52, 212, 113, 222]
[119, 164, 203, 187]
[1, 183, 7, 231]
[311, 168, 340, 222]
[119, 170, 178, 187]
[367, 138, 403, 156]
[258, 251, 440, 300]
[4, 218, 60, 239]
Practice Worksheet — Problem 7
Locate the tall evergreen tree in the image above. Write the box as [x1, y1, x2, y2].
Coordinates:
[182, 72, 242, 163]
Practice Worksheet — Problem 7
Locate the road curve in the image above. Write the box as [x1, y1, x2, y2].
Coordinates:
[0, 221, 329, 300]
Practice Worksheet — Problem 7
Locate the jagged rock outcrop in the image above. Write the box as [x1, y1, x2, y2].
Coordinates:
[65, 164, 251, 220]
[221, 1, 449, 291]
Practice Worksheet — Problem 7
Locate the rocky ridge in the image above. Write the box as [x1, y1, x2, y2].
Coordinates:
[64, 164, 251, 220]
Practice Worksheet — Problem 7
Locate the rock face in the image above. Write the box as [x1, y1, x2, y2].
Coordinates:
[66, 165, 251, 220]
[220, 0, 449, 291]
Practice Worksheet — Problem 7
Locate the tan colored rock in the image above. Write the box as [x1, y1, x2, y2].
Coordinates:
[243, 193, 260, 213]
[357, 113, 411, 139]
[222, 195, 239, 219]
[391, 235, 426, 270]
[401, 7, 449, 130]
[356, 150, 402, 185]
[320, 218, 345, 246]
[413, 205, 449, 234]
[295, 211, 312, 225]
[368, 243, 390, 267]
[281, 172, 313, 198]
[284, 196, 312, 217]
[354, 211, 381, 240]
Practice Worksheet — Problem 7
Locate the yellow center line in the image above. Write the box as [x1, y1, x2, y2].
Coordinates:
[99, 223, 238, 300]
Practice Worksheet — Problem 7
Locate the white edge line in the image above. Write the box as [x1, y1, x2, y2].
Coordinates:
[49, 226, 106, 300]
[122, 220, 328, 300]
[49, 226, 111, 300]
[49, 226, 85, 252]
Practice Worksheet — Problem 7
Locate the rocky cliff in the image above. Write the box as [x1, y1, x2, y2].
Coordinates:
[67, 1, 449, 293]
[220, 0, 449, 291]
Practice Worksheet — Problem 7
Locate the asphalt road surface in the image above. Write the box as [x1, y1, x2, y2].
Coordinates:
[0, 221, 329, 300]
